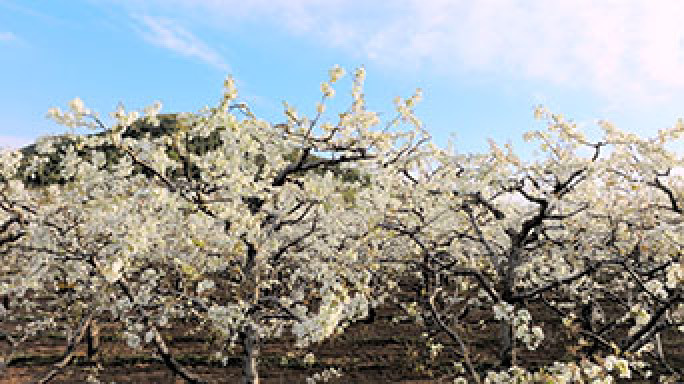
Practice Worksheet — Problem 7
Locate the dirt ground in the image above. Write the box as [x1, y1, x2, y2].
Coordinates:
[2, 291, 682, 383]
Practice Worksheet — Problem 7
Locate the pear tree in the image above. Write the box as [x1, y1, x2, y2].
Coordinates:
[0, 66, 430, 384]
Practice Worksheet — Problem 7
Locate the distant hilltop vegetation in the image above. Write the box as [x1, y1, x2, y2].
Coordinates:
[14, 113, 369, 187]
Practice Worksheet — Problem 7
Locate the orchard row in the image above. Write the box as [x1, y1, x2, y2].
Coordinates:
[1, 66, 683, 383]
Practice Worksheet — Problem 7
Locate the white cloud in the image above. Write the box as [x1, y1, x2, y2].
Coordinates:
[0, 135, 32, 149]
[118, 0, 684, 105]
[319, 0, 684, 106]
[132, 14, 229, 72]
[0, 31, 16, 42]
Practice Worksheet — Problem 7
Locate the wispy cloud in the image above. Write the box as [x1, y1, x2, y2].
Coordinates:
[0, 135, 32, 149]
[0, 0, 69, 26]
[384, 0, 684, 105]
[273, 1, 684, 106]
[132, 14, 229, 72]
[120, 1, 684, 105]
[0, 31, 16, 42]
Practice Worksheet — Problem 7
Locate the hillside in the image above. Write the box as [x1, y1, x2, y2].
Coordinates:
[14, 114, 368, 188]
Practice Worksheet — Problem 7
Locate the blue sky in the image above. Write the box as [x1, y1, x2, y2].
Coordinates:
[2, 1, 684, 159]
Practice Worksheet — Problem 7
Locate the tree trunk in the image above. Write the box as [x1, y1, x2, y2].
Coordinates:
[87, 320, 100, 362]
[499, 322, 516, 367]
[499, 270, 517, 367]
[241, 324, 260, 384]
[241, 241, 261, 384]
[499, 245, 520, 368]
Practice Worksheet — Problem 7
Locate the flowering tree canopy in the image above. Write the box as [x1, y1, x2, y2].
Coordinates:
[1, 66, 683, 383]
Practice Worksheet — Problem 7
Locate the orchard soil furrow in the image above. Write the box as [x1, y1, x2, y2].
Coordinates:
[3, 293, 683, 384]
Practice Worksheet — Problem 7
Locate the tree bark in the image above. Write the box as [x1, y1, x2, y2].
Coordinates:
[241, 324, 260, 384]
[37, 313, 94, 384]
[241, 241, 261, 384]
[499, 248, 518, 368]
[499, 322, 516, 367]
[86, 320, 100, 363]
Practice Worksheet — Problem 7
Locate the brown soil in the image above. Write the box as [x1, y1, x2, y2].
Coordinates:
[2, 294, 682, 383]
